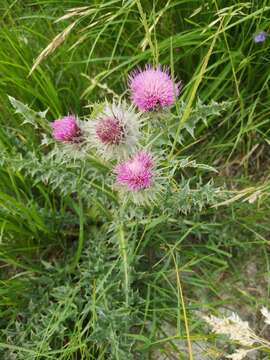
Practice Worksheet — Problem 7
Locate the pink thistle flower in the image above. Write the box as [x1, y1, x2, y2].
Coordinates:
[115, 151, 154, 191]
[134, 150, 154, 169]
[51, 115, 80, 142]
[95, 117, 123, 145]
[129, 65, 181, 111]
[83, 101, 140, 160]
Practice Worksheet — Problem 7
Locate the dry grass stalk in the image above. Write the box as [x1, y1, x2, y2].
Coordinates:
[261, 307, 270, 325]
[29, 21, 77, 76]
[202, 313, 256, 347]
[203, 309, 270, 359]
[55, 7, 93, 22]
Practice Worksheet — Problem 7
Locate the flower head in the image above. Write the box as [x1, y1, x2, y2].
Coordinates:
[83, 101, 140, 160]
[95, 117, 123, 145]
[254, 31, 267, 43]
[114, 151, 160, 204]
[115, 151, 153, 191]
[128, 65, 181, 111]
[51, 115, 80, 142]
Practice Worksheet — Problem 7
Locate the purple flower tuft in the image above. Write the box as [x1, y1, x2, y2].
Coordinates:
[128, 65, 181, 111]
[115, 151, 154, 191]
[134, 150, 154, 169]
[51, 115, 80, 142]
[83, 101, 140, 160]
[96, 117, 123, 145]
[254, 31, 267, 43]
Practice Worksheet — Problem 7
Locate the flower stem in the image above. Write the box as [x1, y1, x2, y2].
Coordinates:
[172, 251, 193, 360]
[70, 197, 84, 272]
[118, 222, 129, 306]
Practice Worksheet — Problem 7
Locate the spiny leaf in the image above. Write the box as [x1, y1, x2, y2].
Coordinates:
[8, 96, 48, 130]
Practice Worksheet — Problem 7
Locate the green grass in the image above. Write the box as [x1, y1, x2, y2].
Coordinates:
[1, 1, 270, 359]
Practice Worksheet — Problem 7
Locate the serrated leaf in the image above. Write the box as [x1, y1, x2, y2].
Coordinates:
[178, 157, 217, 172]
[182, 99, 230, 138]
[8, 96, 48, 130]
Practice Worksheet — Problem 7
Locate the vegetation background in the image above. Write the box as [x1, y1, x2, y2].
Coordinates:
[0, 0, 270, 359]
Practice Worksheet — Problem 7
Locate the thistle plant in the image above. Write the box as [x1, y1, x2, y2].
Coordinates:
[8, 66, 228, 209]
[6, 64, 230, 359]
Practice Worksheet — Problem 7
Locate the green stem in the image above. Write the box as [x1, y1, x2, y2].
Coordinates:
[118, 221, 129, 306]
[70, 197, 84, 271]
[168, 19, 224, 160]
[135, 0, 157, 65]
